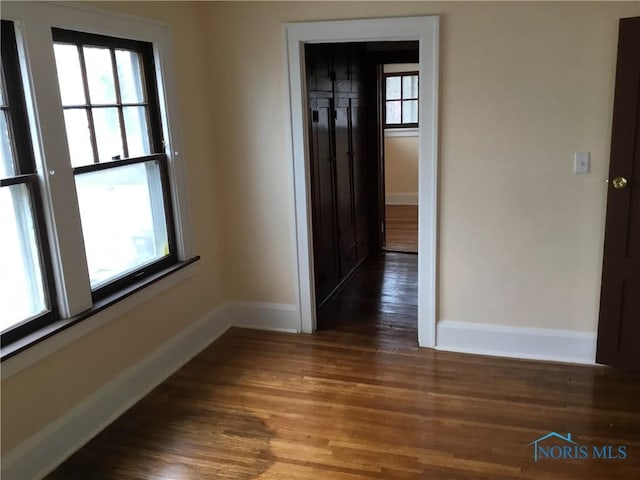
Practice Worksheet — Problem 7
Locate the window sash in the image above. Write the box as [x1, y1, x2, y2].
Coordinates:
[384, 72, 419, 128]
[72, 153, 177, 302]
[0, 21, 59, 346]
[51, 30, 175, 302]
[0, 175, 59, 345]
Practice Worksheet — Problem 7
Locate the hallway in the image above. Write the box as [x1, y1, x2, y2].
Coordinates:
[317, 252, 418, 348]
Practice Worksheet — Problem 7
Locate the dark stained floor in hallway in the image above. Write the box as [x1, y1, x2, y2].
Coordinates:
[317, 252, 418, 348]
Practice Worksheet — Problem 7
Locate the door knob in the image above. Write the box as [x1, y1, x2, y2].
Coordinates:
[612, 177, 628, 189]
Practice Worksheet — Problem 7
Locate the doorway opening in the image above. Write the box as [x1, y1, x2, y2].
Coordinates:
[382, 64, 420, 254]
[284, 16, 439, 347]
[304, 41, 420, 345]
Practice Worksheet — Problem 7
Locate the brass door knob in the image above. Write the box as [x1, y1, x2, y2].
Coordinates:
[612, 177, 628, 189]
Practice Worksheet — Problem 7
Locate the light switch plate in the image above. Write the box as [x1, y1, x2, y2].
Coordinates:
[574, 152, 590, 174]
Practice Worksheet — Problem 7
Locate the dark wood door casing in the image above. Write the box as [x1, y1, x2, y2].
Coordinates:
[597, 17, 640, 369]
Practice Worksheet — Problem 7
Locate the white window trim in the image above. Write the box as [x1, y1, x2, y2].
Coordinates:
[1, 2, 195, 376]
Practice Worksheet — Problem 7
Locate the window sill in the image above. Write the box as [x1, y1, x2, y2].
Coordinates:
[384, 128, 419, 138]
[1, 256, 200, 379]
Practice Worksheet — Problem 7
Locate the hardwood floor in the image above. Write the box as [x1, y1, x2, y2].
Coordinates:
[46, 330, 640, 479]
[317, 252, 417, 346]
[46, 254, 640, 479]
[385, 204, 418, 253]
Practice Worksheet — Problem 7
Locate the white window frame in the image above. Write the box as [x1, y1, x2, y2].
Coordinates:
[1, 2, 195, 379]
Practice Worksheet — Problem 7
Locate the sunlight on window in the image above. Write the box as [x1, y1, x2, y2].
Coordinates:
[74, 160, 169, 288]
[0, 185, 47, 331]
[53, 44, 85, 106]
[0, 112, 15, 178]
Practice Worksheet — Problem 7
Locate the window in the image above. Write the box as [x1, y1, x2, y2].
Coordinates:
[384, 72, 419, 128]
[1, 20, 58, 343]
[52, 29, 176, 297]
[0, 3, 195, 357]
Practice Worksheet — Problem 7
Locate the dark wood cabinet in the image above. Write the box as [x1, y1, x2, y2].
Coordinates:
[306, 44, 370, 306]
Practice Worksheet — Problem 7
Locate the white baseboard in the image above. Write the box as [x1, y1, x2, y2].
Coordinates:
[1, 301, 299, 480]
[222, 301, 300, 333]
[436, 320, 597, 365]
[385, 192, 418, 205]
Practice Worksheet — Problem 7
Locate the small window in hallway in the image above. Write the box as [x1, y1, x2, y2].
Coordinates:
[384, 72, 418, 127]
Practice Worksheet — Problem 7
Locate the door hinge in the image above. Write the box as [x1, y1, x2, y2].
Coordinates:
[381, 221, 385, 233]
[312, 110, 319, 122]
[333, 109, 337, 120]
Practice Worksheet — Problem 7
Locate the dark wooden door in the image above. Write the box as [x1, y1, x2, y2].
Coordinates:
[597, 17, 640, 369]
[308, 96, 340, 304]
[335, 98, 357, 275]
[306, 43, 371, 308]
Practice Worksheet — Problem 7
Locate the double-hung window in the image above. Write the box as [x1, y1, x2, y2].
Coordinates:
[52, 29, 176, 298]
[1, 20, 58, 343]
[0, 4, 195, 358]
[384, 72, 419, 128]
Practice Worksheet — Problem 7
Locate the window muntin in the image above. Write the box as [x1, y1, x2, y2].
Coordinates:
[52, 28, 175, 300]
[0, 20, 58, 341]
[384, 72, 419, 127]
[53, 30, 155, 167]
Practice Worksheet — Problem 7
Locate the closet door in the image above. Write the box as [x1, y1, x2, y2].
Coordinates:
[334, 97, 357, 276]
[350, 96, 369, 263]
[308, 96, 340, 305]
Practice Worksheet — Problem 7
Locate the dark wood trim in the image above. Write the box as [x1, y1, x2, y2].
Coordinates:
[61, 102, 148, 109]
[1, 20, 36, 174]
[383, 71, 419, 128]
[110, 48, 129, 158]
[75, 43, 100, 164]
[52, 28, 153, 53]
[1, 257, 200, 360]
[72, 153, 164, 174]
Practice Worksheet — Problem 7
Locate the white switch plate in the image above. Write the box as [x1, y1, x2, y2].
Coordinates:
[574, 152, 590, 174]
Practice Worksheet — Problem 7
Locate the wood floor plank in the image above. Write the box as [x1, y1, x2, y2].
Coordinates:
[385, 205, 418, 253]
[46, 254, 640, 479]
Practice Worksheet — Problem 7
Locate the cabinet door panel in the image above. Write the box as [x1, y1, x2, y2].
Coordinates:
[309, 97, 340, 305]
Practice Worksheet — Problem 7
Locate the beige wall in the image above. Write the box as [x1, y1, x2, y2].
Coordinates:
[2, 0, 638, 456]
[1, 2, 225, 454]
[206, 0, 635, 331]
[385, 136, 419, 196]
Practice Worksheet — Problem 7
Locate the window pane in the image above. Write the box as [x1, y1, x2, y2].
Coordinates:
[402, 100, 418, 123]
[1, 112, 15, 178]
[93, 107, 124, 162]
[53, 44, 86, 106]
[116, 50, 145, 103]
[386, 76, 401, 100]
[123, 106, 150, 157]
[75, 160, 169, 288]
[386, 101, 401, 124]
[0, 184, 47, 331]
[63, 109, 94, 166]
[83, 47, 116, 105]
[0, 68, 5, 105]
[403, 75, 418, 99]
